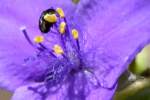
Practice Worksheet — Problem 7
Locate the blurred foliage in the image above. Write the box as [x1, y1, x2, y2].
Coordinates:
[0, 89, 12, 100]
[117, 71, 137, 91]
[130, 45, 150, 75]
[126, 87, 150, 100]
[115, 45, 150, 100]
[114, 78, 150, 100]
[72, 0, 80, 4]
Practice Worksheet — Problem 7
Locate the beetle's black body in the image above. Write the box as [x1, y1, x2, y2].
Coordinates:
[39, 8, 56, 33]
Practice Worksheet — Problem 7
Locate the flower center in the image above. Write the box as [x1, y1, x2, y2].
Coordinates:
[21, 7, 84, 84]
[20, 7, 99, 99]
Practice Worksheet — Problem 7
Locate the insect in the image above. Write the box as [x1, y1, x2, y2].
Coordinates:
[39, 8, 56, 33]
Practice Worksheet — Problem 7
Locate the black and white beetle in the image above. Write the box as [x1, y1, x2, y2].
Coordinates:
[39, 8, 56, 33]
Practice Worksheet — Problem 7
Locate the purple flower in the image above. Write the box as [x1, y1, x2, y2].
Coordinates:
[0, 0, 150, 100]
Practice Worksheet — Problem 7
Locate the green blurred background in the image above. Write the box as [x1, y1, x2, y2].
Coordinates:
[0, 89, 12, 100]
[114, 45, 150, 100]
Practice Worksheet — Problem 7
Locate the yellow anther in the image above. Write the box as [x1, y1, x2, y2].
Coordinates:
[59, 22, 66, 34]
[34, 36, 44, 43]
[53, 45, 64, 55]
[44, 14, 57, 23]
[71, 29, 79, 39]
[56, 8, 65, 18]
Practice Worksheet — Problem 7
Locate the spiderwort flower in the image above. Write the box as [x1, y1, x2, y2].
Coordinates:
[0, 0, 150, 100]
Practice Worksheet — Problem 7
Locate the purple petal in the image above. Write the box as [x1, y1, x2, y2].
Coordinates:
[0, 16, 32, 88]
[86, 84, 117, 100]
[12, 82, 117, 100]
[11, 83, 42, 100]
[0, 0, 76, 27]
[0, 18, 52, 91]
[11, 83, 69, 100]
[75, 0, 150, 88]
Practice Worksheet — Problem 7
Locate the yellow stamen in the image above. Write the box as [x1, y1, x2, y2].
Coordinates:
[59, 22, 66, 34]
[71, 29, 79, 39]
[56, 8, 65, 18]
[53, 45, 64, 54]
[44, 14, 57, 23]
[34, 36, 44, 43]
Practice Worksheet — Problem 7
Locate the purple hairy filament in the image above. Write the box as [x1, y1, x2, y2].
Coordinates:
[19, 7, 99, 99]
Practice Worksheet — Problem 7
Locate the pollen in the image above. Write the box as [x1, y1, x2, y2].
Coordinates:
[71, 29, 79, 39]
[59, 22, 66, 34]
[56, 8, 65, 18]
[44, 14, 57, 23]
[34, 36, 44, 43]
[53, 45, 64, 55]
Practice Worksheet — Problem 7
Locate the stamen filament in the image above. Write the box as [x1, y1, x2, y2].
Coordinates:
[21, 27, 34, 46]
[39, 43, 56, 57]
[76, 39, 80, 50]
